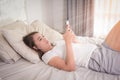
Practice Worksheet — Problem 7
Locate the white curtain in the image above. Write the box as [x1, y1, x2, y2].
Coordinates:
[67, 0, 94, 36]
[94, 0, 120, 37]
[26, 0, 65, 33]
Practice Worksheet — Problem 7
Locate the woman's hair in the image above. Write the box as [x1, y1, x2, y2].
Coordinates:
[23, 31, 44, 60]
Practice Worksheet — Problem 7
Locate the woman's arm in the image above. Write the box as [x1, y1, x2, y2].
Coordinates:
[48, 26, 75, 71]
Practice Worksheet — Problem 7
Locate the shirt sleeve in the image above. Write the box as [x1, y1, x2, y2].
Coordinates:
[42, 50, 57, 64]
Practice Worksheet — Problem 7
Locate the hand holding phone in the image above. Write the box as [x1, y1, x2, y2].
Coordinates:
[66, 20, 69, 26]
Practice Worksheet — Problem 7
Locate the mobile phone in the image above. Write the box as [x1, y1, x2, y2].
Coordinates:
[66, 20, 69, 26]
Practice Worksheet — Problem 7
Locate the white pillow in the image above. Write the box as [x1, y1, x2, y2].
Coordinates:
[0, 32, 20, 63]
[2, 29, 41, 64]
[2, 20, 63, 64]
[29, 20, 63, 43]
[0, 20, 27, 63]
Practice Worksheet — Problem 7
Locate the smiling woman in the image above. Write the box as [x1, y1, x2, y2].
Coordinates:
[0, 19, 120, 80]
[32, 32, 53, 53]
[23, 32, 45, 60]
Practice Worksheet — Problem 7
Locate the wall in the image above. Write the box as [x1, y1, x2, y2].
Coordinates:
[0, 0, 26, 26]
[26, 0, 65, 33]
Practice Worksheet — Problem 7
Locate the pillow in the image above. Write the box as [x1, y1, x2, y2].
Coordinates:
[105, 20, 120, 52]
[2, 29, 41, 64]
[0, 20, 27, 63]
[29, 20, 63, 43]
[0, 32, 20, 63]
[2, 20, 63, 64]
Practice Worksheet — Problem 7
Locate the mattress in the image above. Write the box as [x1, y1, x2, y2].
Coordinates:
[0, 58, 120, 80]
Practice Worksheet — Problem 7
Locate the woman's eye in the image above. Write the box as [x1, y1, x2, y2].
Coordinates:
[39, 38, 42, 41]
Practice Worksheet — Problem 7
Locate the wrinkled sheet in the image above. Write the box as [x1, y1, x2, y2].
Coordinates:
[0, 58, 120, 80]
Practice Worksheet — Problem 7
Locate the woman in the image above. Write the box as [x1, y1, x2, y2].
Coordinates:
[23, 25, 120, 75]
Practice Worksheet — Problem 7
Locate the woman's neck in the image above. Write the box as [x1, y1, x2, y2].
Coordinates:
[43, 44, 54, 53]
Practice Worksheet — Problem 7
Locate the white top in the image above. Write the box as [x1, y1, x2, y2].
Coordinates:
[42, 40, 97, 68]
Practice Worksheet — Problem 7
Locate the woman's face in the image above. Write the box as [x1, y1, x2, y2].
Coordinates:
[32, 33, 52, 52]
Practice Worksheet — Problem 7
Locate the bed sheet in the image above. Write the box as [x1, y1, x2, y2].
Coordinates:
[0, 58, 120, 80]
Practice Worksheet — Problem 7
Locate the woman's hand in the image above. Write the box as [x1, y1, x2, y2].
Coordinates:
[63, 25, 75, 43]
[63, 25, 80, 43]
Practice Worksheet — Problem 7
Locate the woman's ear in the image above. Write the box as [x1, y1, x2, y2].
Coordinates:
[33, 46, 38, 50]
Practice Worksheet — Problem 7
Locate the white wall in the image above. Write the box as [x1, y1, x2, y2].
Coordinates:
[26, 0, 65, 33]
[0, 0, 26, 26]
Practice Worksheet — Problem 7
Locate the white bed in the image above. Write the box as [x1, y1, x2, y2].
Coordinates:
[0, 57, 120, 80]
[0, 20, 120, 80]
[0, 0, 120, 80]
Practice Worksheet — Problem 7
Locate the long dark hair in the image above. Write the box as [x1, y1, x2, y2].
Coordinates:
[23, 31, 44, 60]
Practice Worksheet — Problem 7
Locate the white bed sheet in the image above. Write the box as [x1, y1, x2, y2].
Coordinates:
[0, 58, 120, 80]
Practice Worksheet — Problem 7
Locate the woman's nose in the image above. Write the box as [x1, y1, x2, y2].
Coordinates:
[43, 37, 48, 41]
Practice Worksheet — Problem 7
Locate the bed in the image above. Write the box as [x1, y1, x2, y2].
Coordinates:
[0, 20, 120, 80]
[0, 58, 120, 80]
[1, 0, 120, 79]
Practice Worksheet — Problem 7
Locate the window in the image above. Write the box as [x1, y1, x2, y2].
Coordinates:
[94, 0, 120, 37]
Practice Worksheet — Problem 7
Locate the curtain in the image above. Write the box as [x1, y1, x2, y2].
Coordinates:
[66, 0, 94, 36]
[94, 0, 120, 37]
